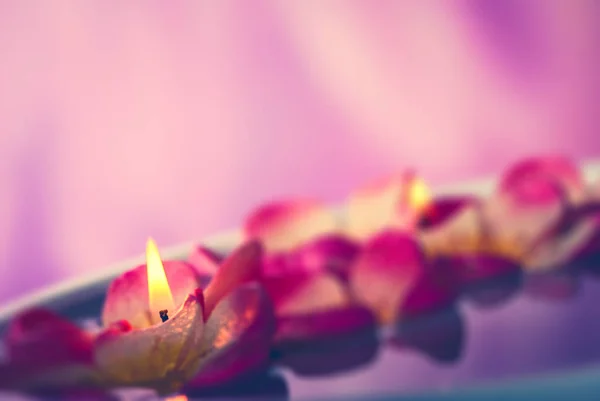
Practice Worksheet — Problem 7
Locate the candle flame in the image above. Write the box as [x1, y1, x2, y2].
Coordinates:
[146, 238, 175, 321]
[409, 178, 431, 211]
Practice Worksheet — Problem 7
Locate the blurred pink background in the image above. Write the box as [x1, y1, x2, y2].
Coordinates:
[1, 1, 599, 303]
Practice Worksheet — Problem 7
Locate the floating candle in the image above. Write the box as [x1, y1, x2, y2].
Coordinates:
[0, 240, 276, 396]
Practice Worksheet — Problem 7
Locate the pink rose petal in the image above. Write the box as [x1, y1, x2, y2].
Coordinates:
[500, 156, 585, 204]
[244, 200, 338, 252]
[95, 289, 206, 394]
[102, 260, 204, 328]
[203, 241, 263, 317]
[524, 204, 600, 270]
[418, 196, 478, 230]
[0, 309, 98, 391]
[274, 305, 375, 344]
[399, 266, 457, 319]
[262, 272, 350, 316]
[345, 171, 430, 240]
[5, 309, 94, 368]
[263, 235, 360, 280]
[391, 308, 464, 362]
[186, 283, 276, 389]
[188, 246, 221, 276]
[349, 231, 427, 323]
[419, 202, 485, 258]
[524, 271, 580, 301]
[483, 173, 566, 267]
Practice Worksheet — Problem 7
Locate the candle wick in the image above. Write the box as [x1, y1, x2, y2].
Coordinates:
[159, 309, 169, 322]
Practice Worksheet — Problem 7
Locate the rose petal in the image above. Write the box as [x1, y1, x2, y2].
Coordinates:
[391, 307, 464, 363]
[419, 202, 485, 257]
[5, 309, 94, 369]
[94, 289, 205, 394]
[262, 272, 350, 316]
[399, 266, 457, 319]
[524, 270, 580, 301]
[499, 156, 585, 204]
[0, 309, 98, 391]
[185, 283, 276, 389]
[274, 325, 379, 376]
[482, 174, 566, 266]
[462, 273, 522, 308]
[418, 196, 478, 230]
[244, 200, 338, 252]
[262, 235, 359, 281]
[349, 231, 427, 323]
[203, 241, 263, 317]
[274, 305, 375, 344]
[524, 205, 600, 270]
[188, 246, 221, 276]
[102, 261, 204, 328]
[345, 171, 430, 240]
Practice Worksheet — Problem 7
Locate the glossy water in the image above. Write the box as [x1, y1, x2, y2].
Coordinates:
[3, 259, 600, 400]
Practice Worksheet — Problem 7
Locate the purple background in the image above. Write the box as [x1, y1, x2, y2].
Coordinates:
[1, 1, 599, 303]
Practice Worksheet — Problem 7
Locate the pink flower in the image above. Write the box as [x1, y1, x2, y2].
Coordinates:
[0, 241, 275, 395]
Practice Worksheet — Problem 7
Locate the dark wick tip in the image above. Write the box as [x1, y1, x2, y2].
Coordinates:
[159, 309, 169, 322]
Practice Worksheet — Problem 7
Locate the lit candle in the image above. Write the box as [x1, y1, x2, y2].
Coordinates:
[146, 238, 176, 324]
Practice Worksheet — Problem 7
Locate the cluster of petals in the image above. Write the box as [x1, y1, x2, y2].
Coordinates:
[242, 155, 600, 329]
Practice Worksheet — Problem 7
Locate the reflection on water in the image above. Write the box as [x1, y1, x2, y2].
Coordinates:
[3, 257, 600, 400]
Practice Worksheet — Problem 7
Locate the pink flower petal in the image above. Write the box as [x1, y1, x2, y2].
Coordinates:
[94, 289, 205, 394]
[203, 240, 263, 317]
[0, 309, 98, 391]
[5, 309, 94, 368]
[101, 261, 204, 328]
[186, 283, 276, 389]
[399, 267, 457, 319]
[188, 246, 221, 276]
[391, 308, 464, 362]
[274, 305, 375, 343]
[419, 202, 485, 258]
[263, 235, 360, 279]
[483, 174, 566, 266]
[244, 199, 338, 252]
[418, 196, 478, 230]
[524, 205, 600, 270]
[499, 156, 585, 204]
[345, 171, 430, 240]
[524, 271, 580, 301]
[262, 272, 350, 316]
[275, 325, 379, 376]
[349, 231, 428, 323]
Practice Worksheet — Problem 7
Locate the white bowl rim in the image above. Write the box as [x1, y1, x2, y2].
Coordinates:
[1, 159, 599, 322]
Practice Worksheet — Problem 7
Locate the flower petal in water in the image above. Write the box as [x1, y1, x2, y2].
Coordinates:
[188, 246, 221, 276]
[499, 156, 585, 204]
[243, 199, 338, 253]
[417, 196, 477, 230]
[345, 171, 430, 240]
[185, 283, 276, 389]
[349, 231, 449, 323]
[481, 171, 566, 268]
[262, 272, 373, 342]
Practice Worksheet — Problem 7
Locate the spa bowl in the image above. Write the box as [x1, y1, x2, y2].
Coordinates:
[2, 162, 600, 401]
